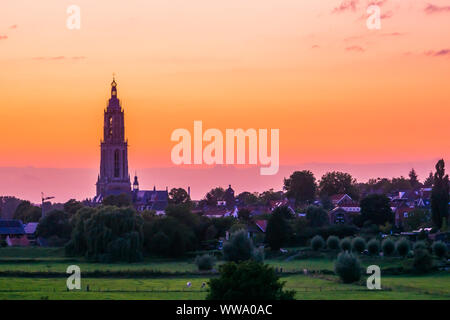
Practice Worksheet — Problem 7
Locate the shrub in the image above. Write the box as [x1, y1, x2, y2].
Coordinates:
[311, 235, 325, 251]
[195, 254, 216, 271]
[432, 241, 447, 258]
[413, 249, 433, 274]
[413, 241, 427, 251]
[223, 230, 261, 262]
[334, 251, 361, 283]
[367, 239, 380, 256]
[352, 237, 366, 253]
[382, 238, 395, 256]
[206, 261, 295, 300]
[340, 238, 351, 251]
[395, 238, 410, 257]
[327, 236, 340, 250]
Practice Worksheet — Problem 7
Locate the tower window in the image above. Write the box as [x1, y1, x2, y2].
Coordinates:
[114, 149, 120, 177]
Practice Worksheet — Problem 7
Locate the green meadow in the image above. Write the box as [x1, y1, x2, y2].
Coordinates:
[0, 247, 448, 300]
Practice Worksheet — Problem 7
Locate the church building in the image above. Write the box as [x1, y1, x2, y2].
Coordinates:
[93, 78, 168, 213]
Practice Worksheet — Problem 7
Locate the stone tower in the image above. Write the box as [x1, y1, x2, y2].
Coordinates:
[96, 78, 131, 198]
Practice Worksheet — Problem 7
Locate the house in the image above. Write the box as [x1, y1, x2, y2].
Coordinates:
[0, 219, 29, 246]
[329, 207, 358, 225]
[132, 188, 169, 215]
[24, 222, 39, 245]
[394, 204, 415, 227]
[269, 200, 296, 215]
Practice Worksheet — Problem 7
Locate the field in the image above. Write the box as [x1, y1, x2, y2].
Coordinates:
[0, 247, 448, 300]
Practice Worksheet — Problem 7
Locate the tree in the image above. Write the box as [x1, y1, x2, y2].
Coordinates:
[283, 170, 317, 205]
[237, 192, 258, 206]
[237, 208, 252, 223]
[223, 230, 259, 262]
[36, 210, 72, 240]
[305, 205, 328, 228]
[409, 168, 420, 189]
[265, 207, 291, 250]
[168, 188, 191, 205]
[334, 252, 361, 283]
[13, 201, 41, 223]
[423, 171, 434, 187]
[403, 209, 430, 231]
[359, 194, 393, 226]
[65, 206, 144, 262]
[63, 199, 84, 216]
[319, 171, 359, 200]
[206, 261, 295, 300]
[102, 193, 132, 207]
[204, 187, 225, 206]
[258, 189, 283, 205]
[431, 159, 449, 229]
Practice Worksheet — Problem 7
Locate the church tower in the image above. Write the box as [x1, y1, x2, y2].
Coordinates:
[96, 78, 131, 198]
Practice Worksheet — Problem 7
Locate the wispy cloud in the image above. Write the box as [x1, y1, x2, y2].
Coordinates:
[424, 3, 450, 14]
[346, 45, 365, 52]
[425, 49, 450, 57]
[0, 35, 8, 40]
[311, 44, 320, 49]
[9, 25, 18, 30]
[333, 0, 359, 13]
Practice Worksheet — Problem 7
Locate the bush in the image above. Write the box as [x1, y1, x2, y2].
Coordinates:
[334, 252, 361, 283]
[382, 238, 395, 256]
[311, 235, 325, 251]
[327, 236, 340, 250]
[223, 230, 261, 262]
[367, 239, 380, 256]
[413, 249, 433, 274]
[432, 241, 447, 258]
[413, 241, 427, 251]
[195, 254, 216, 271]
[395, 238, 410, 257]
[340, 238, 351, 251]
[352, 237, 366, 253]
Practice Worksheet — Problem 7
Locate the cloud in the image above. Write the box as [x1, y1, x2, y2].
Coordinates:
[425, 49, 450, 57]
[333, 0, 359, 13]
[0, 35, 8, 40]
[311, 44, 320, 49]
[346, 45, 365, 52]
[9, 25, 18, 29]
[380, 32, 405, 37]
[424, 4, 450, 14]
[380, 10, 393, 19]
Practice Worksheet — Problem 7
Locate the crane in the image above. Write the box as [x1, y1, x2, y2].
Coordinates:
[41, 192, 55, 218]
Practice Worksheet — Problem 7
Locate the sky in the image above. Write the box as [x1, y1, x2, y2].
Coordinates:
[1, 0, 450, 202]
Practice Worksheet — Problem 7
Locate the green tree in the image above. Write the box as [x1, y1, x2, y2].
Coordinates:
[334, 252, 361, 283]
[36, 210, 72, 240]
[63, 199, 84, 216]
[205, 187, 225, 206]
[423, 171, 434, 187]
[223, 230, 259, 262]
[403, 209, 430, 231]
[237, 208, 252, 223]
[431, 159, 449, 229]
[168, 188, 191, 205]
[409, 168, 420, 189]
[237, 192, 258, 206]
[283, 170, 317, 205]
[319, 171, 359, 200]
[102, 193, 132, 207]
[13, 201, 41, 223]
[305, 205, 328, 228]
[265, 207, 291, 250]
[206, 261, 295, 300]
[359, 194, 393, 226]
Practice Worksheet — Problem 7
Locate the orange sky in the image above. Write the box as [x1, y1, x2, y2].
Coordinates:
[1, 0, 450, 201]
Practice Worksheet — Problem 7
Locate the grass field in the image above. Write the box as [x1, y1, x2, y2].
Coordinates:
[0, 247, 448, 300]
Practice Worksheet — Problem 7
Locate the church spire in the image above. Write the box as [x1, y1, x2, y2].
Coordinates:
[111, 74, 117, 98]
